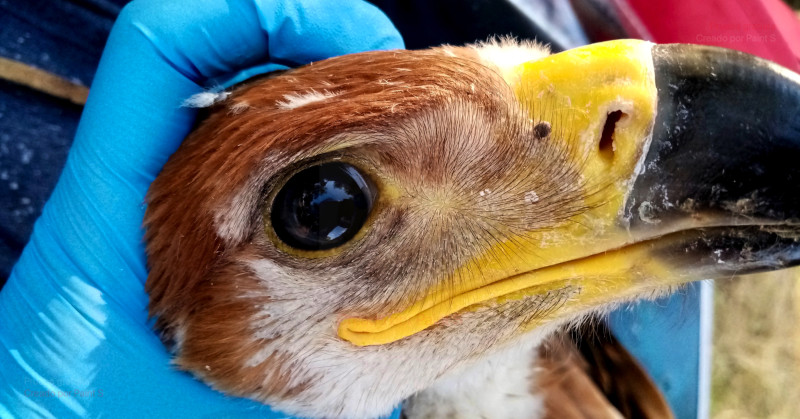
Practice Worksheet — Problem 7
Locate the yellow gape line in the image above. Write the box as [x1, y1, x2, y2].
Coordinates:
[339, 40, 662, 347]
[339, 242, 684, 346]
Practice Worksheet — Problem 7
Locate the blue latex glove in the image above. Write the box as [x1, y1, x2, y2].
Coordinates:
[0, 1, 403, 417]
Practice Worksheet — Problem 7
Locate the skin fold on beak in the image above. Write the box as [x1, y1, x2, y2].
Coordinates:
[339, 40, 800, 347]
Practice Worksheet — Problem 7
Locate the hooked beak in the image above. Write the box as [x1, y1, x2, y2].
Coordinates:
[339, 40, 800, 346]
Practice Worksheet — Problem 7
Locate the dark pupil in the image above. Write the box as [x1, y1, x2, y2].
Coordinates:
[271, 162, 374, 250]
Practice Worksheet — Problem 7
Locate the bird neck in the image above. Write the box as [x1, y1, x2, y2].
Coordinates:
[402, 336, 545, 419]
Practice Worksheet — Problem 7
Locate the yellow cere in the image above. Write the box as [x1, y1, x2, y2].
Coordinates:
[339, 40, 663, 347]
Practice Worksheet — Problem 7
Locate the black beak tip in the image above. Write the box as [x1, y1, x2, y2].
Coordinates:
[621, 44, 800, 275]
[628, 44, 800, 226]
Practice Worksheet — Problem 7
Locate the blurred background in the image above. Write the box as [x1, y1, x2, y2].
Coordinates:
[2, 1, 799, 417]
[712, 268, 800, 419]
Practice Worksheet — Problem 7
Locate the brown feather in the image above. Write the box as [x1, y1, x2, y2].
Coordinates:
[534, 319, 674, 419]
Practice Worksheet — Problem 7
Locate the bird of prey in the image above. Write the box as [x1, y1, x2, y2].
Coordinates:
[143, 39, 800, 419]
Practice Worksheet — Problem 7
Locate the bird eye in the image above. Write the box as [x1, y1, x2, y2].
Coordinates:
[271, 162, 376, 251]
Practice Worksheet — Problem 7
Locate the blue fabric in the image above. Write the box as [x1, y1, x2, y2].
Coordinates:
[0, 1, 403, 417]
[0, 0, 127, 283]
[610, 285, 704, 419]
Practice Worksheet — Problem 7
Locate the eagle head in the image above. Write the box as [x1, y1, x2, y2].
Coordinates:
[144, 39, 800, 418]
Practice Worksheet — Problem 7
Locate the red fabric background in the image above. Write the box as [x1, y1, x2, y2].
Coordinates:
[617, 0, 800, 72]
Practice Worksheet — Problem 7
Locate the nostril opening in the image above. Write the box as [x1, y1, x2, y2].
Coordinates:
[533, 121, 551, 139]
[600, 110, 626, 160]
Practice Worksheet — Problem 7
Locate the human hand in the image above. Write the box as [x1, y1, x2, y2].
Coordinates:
[0, 1, 403, 417]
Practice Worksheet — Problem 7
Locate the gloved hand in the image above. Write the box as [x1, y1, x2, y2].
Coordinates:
[0, 1, 403, 417]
